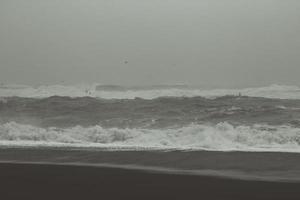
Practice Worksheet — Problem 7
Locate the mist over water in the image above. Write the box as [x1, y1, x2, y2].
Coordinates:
[1, 83, 300, 99]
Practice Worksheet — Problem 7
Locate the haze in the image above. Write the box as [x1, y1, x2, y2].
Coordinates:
[1, 0, 300, 88]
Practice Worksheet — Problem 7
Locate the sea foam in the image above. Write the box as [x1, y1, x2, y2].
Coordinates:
[1, 122, 300, 152]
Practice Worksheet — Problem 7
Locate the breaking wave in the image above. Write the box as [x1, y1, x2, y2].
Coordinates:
[1, 122, 300, 152]
[1, 84, 300, 99]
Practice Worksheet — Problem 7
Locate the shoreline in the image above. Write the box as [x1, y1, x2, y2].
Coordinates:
[0, 147, 300, 182]
[1, 162, 300, 200]
[1, 160, 300, 183]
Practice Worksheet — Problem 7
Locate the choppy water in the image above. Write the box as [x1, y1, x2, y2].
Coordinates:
[1, 84, 300, 152]
[1, 83, 300, 99]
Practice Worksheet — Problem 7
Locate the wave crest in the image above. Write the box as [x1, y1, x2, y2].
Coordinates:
[1, 84, 300, 99]
[1, 122, 300, 152]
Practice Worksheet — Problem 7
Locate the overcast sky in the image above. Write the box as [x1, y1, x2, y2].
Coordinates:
[0, 0, 300, 87]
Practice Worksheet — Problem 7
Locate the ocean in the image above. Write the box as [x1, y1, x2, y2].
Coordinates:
[1, 83, 300, 200]
[0, 84, 300, 153]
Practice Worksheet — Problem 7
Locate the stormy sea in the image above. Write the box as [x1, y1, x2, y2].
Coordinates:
[1, 84, 300, 199]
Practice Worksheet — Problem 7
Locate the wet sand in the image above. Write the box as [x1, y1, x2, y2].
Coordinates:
[1, 161, 300, 200]
[1, 147, 300, 181]
[0, 148, 300, 199]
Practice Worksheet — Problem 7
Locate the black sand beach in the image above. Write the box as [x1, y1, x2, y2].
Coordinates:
[0, 148, 300, 200]
[1, 162, 300, 200]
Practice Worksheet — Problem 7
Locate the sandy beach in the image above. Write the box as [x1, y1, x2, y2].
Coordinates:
[1, 161, 300, 200]
[0, 148, 300, 199]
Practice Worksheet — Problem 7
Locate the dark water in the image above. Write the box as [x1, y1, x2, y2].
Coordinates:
[1, 95, 300, 128]
[1, 95, 300, 152]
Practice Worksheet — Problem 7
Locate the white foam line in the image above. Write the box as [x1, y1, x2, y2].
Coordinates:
[1, 142, 300, 153]
[1, 122, 300, 153]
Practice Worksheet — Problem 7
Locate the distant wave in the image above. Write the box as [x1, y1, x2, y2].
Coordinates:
[1, 84, 300, 152]
[0, 122, 300, 152]
[1, 84, 300, 99]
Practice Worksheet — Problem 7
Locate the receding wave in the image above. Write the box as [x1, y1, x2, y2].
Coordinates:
[1, 84, 300, 99]
[0, 122, 300, 152]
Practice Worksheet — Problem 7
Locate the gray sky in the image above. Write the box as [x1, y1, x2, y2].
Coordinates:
[0, 0, 300, 87]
